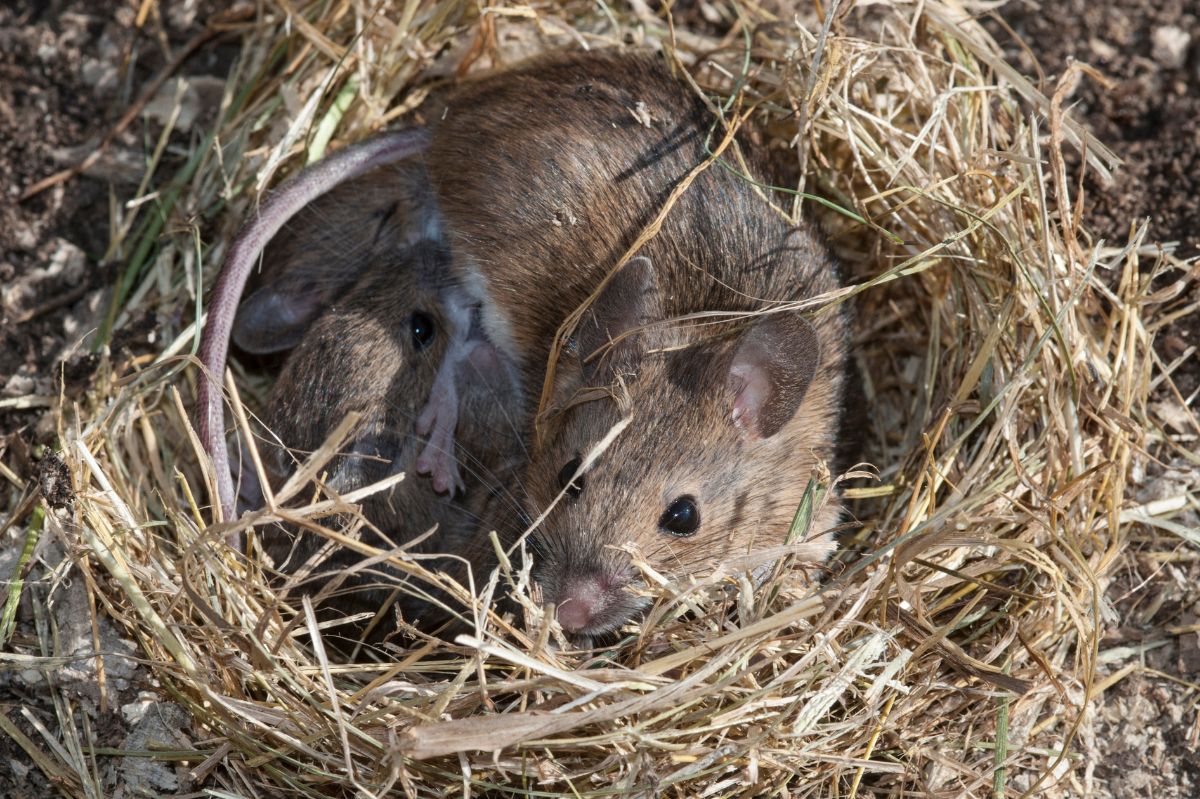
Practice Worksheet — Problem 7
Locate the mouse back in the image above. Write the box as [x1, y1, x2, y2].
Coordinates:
[429, 51, 839, 375]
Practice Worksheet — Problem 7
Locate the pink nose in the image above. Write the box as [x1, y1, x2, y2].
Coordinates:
[554, 578, 605, 634]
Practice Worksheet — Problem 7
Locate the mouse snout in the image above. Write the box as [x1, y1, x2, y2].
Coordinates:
[549, 569, 636, 636]
[554, 576, 609, 633]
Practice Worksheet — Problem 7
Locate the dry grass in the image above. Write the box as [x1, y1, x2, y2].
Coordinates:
[4, 0, 1198, 796]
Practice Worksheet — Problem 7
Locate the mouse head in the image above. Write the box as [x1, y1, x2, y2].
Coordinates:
[232, 162, 437, 355]
[257, 234, 517, 502]
[519, 257, 840, 639]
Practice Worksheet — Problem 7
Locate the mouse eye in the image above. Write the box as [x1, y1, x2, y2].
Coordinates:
[410, 311, 436, 351]
[658, 496, 699, 537]
[557, 456, 584, 499]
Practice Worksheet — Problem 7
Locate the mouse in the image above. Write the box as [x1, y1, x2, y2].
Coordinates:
[197, 130, 431, 519]
[424, 50, 848, 638]
[197, 131, 530, 642]
[245, 236, 522, 637]
[196, 50, 848, 641]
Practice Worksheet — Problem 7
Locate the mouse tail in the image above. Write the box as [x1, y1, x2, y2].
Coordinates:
[197, 128, 431, 523]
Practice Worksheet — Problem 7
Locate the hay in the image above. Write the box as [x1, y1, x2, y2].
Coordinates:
[6, 0, 1197, 796]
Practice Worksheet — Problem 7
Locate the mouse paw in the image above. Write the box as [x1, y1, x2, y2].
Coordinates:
[416, 350, 466, 494]
[416, 397, 464, 495]
[416, 441, 464, 495]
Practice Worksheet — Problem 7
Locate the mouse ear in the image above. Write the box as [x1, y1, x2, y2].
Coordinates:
[576, 257, 661, 384]
[232, 284, 326, 354]
[727, 312, 821, 440]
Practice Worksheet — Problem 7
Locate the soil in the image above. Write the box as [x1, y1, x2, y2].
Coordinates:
[0, 0, 1196, 797]
[0, 0, 236, 443]
[0, 2, 233, 796]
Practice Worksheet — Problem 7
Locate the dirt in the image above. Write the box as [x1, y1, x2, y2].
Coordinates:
[0, 0, 236, 443]
[0, 2, 231, 797]
[0, 0, 1196, 796]
[991, 0, 1200, 260]
[1081, 451, 1200, 798]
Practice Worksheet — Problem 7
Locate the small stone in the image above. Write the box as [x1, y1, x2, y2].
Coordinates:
[143, 76, 225, 132]
[3, 373, 35, 397]
[81, 57, 118, 95]
[116, 703, 193, 796]
[19, 669, 44, 686]
[48, 239, 87, 285]
[1089, 38, 1118, 61]
[1151, 25, 1191, 70]
[10, 219, 38, 251]
[121, 696, 155, 725]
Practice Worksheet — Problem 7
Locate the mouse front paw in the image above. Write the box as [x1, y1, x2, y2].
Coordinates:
[415, 396, 464, 495]
[416, 442, 464, 495]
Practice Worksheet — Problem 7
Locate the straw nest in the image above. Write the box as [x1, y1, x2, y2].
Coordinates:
[8, 0, 1196, 796]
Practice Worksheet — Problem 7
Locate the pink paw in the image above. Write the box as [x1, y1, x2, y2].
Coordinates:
[415, 397, 463, 495]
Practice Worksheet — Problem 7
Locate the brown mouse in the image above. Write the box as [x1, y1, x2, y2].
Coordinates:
[197, 50, 847, 640]
[198, 135, 524, 639]
[247, 237, 522, 636]
[424, 51, 848, 637]
[198, 130, 430, 518]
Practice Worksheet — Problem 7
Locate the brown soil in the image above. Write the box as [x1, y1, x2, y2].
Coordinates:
[0, 2, 232, 796]
[0, 0, 236, 442]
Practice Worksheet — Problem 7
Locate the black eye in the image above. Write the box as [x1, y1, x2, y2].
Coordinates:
[557, 456, 584, 499]
[410, 311, 436, 350]
[658, 496, 699, 537]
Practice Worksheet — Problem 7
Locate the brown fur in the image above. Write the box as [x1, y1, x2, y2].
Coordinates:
[254, 237, 521, 639]
[226, 50, 848, 639]
[427, 50, 848, 635]
[233, 162, 437, 354]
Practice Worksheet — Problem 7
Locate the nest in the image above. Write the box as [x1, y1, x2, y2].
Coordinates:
[7, 0, 1195, 796]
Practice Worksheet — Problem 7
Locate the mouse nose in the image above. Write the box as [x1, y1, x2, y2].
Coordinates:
[554, 577, 605, 634]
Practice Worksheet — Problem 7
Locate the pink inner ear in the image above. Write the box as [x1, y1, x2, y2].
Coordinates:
[725, 312, 820, 440]
[728, 362, 770, 440]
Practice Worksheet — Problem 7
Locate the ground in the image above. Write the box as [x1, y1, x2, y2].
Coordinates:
[1, 3, 231, 796]
[0, 1, 1196, 796]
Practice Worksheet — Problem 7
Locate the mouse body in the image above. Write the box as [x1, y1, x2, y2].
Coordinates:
[248, 236, 521, 635]
[424, 51, 848, 637]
